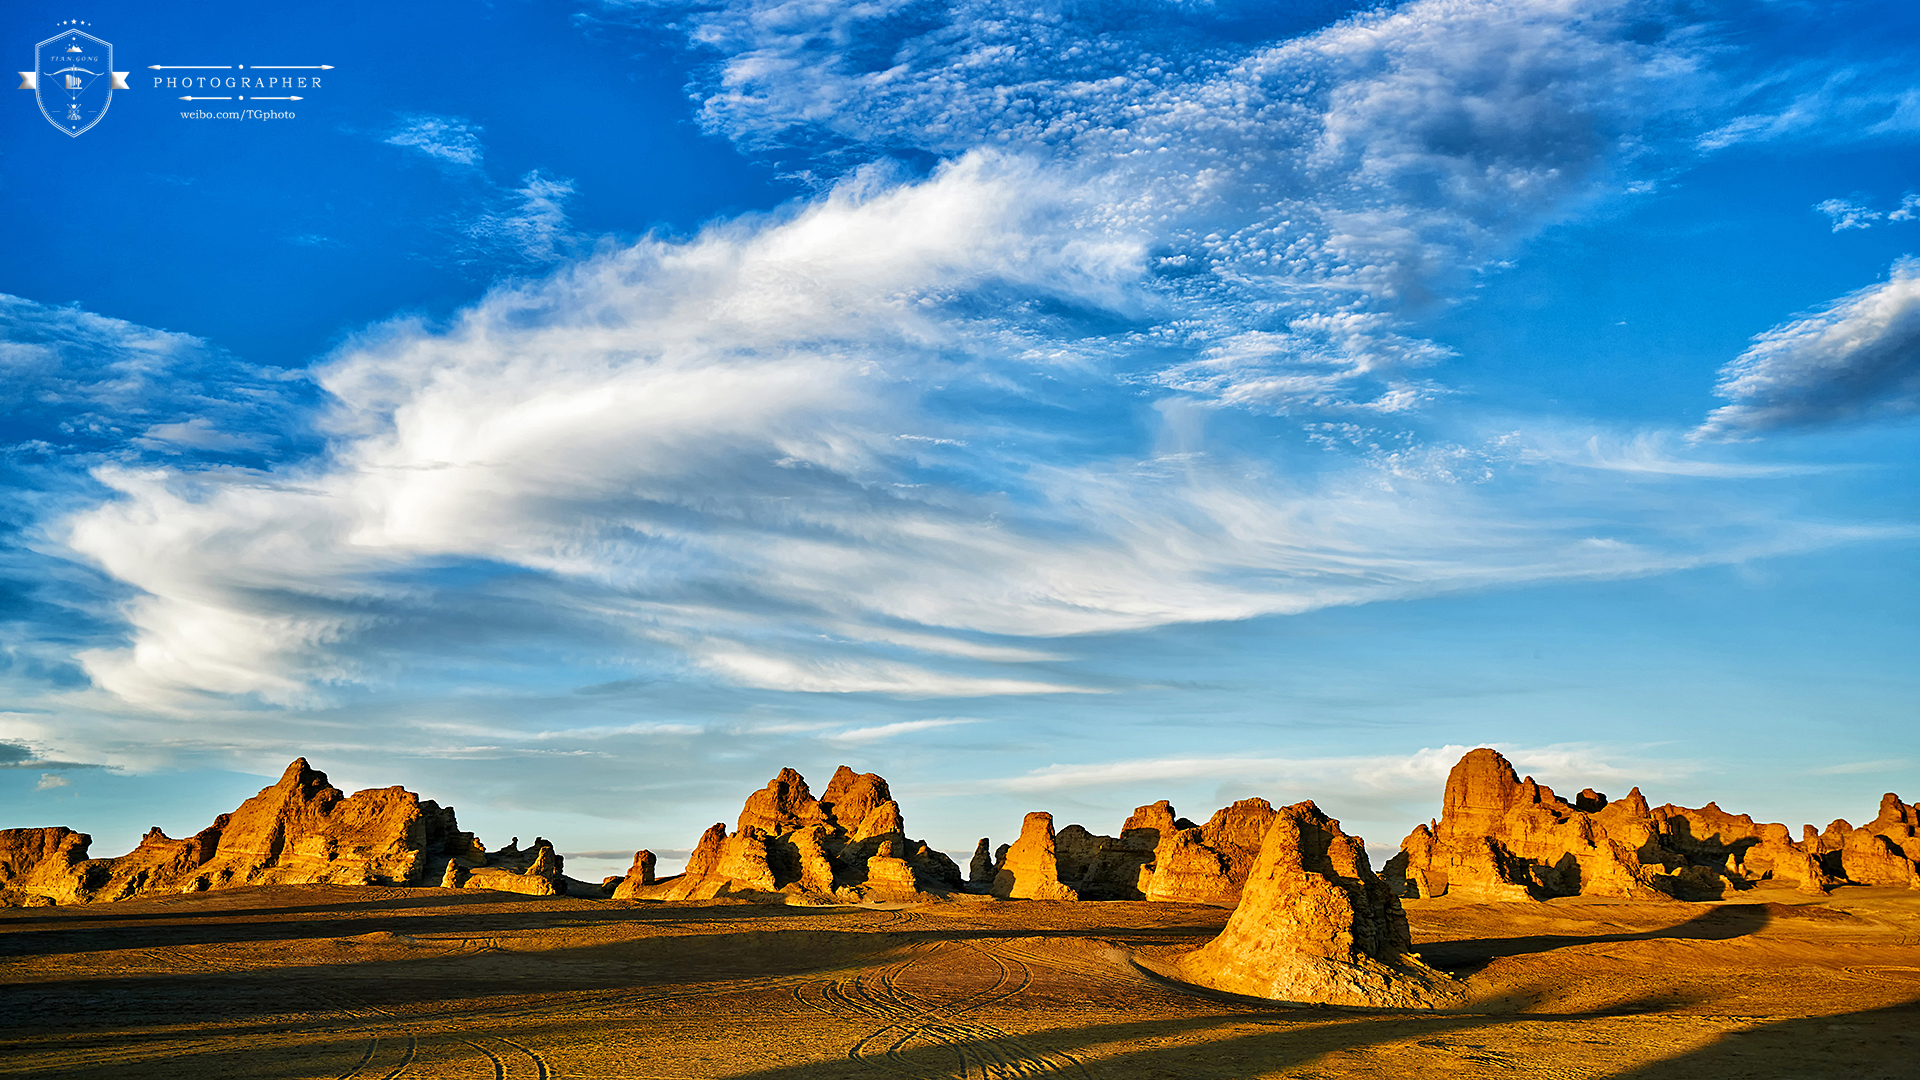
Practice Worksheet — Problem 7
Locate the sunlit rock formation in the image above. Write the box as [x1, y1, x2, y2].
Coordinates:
[1383, 749, 1913, 901]
[444, 836, 568, 897]
[630, 766, 962, 903]
[1144, 798, 1279, 904]
[1170, 801, 1458, 1007]
[0, 827, 94, 906]
[1005, 797, 1278, 904]
[0, 759, 569, 905]
[1821, 794, 1920, 888]
[610, 850, 658, 900]
[990, 812, 1080, 900]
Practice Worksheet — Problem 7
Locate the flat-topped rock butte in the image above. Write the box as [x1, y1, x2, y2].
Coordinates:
[2, 749, 1916, 1077]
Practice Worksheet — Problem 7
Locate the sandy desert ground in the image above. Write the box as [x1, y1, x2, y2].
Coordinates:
[2, 883, 1916, 1079]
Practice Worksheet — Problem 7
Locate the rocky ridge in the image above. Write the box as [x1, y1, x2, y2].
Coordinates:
[623, 766, 963, 903]
[980, 797, 1277, 904]
[1383, 748, 1919, 901]
[0, 759, 565, 905]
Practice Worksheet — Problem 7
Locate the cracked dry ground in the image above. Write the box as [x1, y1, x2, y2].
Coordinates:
[2, 885, 1917, 1079]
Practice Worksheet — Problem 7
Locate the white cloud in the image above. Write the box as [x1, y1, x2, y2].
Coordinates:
[1522, 428, 1833, 478]
[638, 0, 1707, 412]
[136, 418, 271, 453]
[826, 717, 981, 743]
[464, 170, 582, 264]
[379, 120, 582, 267]
[692, 647, 1096, 697]
[1699, 62, 1920, 151]
[530, 722, 706, 740]
[1699, 258, 1920, 437]
[384, 114, 486, 169]
[1816, 197, 1883, 231]
[0, 294, 303, 459]
[1810, 758, 1912, 776]
[35, 772, 70, 790]
[56, 154, 1892, 715]
[984, 742, 1694, 796]
[1816, 192, 1920, 232]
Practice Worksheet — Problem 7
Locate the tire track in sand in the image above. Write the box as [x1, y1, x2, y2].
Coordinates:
[796, 940, 1092, 1079]
[459, 1038, 508, 1080]
[316, 991, 421, 1080]
[335, 1036, 379, 1079]
[374, 1037, 418, 1079]
[458, 1035, 549, 1080]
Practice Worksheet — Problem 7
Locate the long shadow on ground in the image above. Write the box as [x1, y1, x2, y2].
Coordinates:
[1604, 998, 1920, 1080]
[1420, 903, 1781, 975]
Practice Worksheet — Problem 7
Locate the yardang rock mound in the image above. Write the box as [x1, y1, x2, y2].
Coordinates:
[0, 759, 562, 905]
[631, 766, 962, 903]
[1383, 748, 1913, 901]
[1171, 800, 1458, 1008]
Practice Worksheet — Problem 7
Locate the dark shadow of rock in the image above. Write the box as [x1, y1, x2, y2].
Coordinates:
[1421, 903, 1786, 975]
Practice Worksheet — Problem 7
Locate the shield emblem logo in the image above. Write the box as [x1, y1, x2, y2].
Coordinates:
[29, 28, 128, 137]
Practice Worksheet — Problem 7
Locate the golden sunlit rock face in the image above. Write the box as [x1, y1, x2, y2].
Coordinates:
[0, 759, 509, 904]
[1383, 748, 1919, 902]
[624, 766, 966, 903]
[1168, 800, 1461, 1009]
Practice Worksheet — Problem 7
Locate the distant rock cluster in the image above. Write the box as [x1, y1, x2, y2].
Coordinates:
[612, 766, 963, 903]
[0, 759, 576, 906]
[1381, 749, 1920, 902]
[980, 798, 1278, 904]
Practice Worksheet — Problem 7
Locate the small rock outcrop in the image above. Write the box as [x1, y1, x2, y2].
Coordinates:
[1383, 749, 1909, 902]
[1820, 794, 1920, 888]
[1171, 801, 1457, 1007]
[0, 827, 94, 906]
[1003, 797, 1278, 904]
[990, 813, 1079, 900]
[0, 759, 563, 905]
[967, 839, 994, 885]
[451, 837, 567, 897]
[610, 850, 658, 900]
[1051, 822, 1149, 899]
[629, 767, 963, 903]
[1141, 798, 1278, 904]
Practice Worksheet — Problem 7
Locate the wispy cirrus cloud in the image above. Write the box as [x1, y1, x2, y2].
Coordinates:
[379, 115, 584, 266]
[1699, 60, 1920, 152]
[984, 743, 1695, 795]
[827, 718, 982, 743]
[463, 170, 581, 265]
[1816, 197, 1883, 231]
[1810, 758, 1913, 776]
[0, 295, 313, 463]
[384, 113, 486, 169]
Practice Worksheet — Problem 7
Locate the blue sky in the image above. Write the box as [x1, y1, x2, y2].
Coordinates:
[3, 0, 1917, 880]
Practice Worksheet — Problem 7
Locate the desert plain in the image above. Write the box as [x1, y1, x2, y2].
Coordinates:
[3, 879, 1917, 1080]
